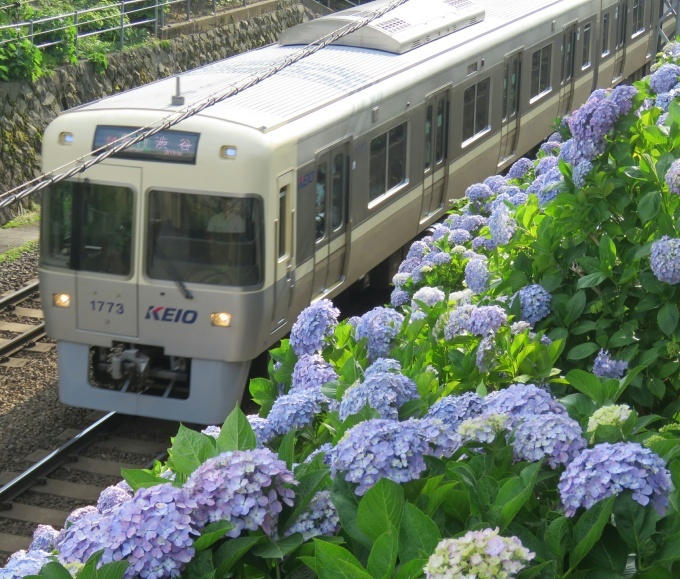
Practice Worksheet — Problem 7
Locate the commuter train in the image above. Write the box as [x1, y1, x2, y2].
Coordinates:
[38, 0, 675, 423]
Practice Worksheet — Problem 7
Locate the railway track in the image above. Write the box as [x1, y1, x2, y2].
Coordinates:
[0, 280, 49, 368]
[0, 412, 176, 560]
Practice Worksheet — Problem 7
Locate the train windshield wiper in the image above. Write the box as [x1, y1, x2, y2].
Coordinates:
[153, 240, 193, 300]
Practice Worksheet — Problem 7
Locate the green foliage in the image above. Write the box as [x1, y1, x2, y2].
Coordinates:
[87, 50, 108, 74]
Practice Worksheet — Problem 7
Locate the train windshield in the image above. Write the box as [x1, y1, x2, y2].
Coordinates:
[147, 190, 264, 287]
[41, 181, 133, 276]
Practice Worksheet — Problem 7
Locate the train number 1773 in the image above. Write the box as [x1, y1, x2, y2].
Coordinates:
[90, 300, 125, 314]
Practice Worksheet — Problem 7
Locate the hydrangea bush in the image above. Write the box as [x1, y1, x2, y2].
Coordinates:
[7, 41, 680, 579]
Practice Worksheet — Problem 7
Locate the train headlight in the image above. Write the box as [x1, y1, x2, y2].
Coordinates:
[211, 312, 232, 327]
[53, 293, 71, 308]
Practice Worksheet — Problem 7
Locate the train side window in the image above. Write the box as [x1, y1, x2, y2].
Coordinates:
[632, 0, 644, 34]
[369, 121, 408, 202]
[315, 160, 328, 241]
[435, 97, 448, 164]
[582, 23, 592, 69]
[278, 186, 287, 258]
[602, 12, 611, 56]
[462, 76, 490, 142]
[530, 44, 552, 100]
[616, 3, 628, 49]
[331, 152, 346, 230]
[424, 104, 433, 171]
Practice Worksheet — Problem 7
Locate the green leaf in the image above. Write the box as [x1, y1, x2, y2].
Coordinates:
[599, 234, 617, 272]
[658, 302, 679, 337]
[567, 342, 600, 362]
[357, 478, 404, 543]
[566, 369, 605, 404]
[583, 526, 628, 573]
[120, 468, 168, 492]
[32, 563, 73, 579]
[565, 291, 586, 326]
[314, 539, 373, 579]
[166, 424, 216, 476]
[653, 530, 680, 565]
[576, 272, 607, 289]
[249, 377, 278, 414]
[612, 492, 659, 553]
[495, 462, 541, 530]
[277, 428, 296, 469]
[367, 526, 399, 579]
[394, 558, 429, 579]
[638, 190, 662, 223]
[331, 476, 372, 548]
[214, 535, 266, 576]
[398, 502, 442, 563]
[568, 495, 615, 570]
[93, 562, 129, 579]
[193, 520, 234, 551]
[253, 533, 304, 559]
[544, 516, 572, 561]
[216, 406, 257, 452]
[181, 550, 215, 579]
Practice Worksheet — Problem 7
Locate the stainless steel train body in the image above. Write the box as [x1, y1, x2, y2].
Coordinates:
[38, 0, 674, 423]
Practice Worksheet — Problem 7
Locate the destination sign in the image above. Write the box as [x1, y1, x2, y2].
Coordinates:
[93, 126, 200, 164]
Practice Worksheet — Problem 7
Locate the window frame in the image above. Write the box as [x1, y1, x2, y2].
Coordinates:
[530, 43, 553, 102]
[462, 75, 491, 145]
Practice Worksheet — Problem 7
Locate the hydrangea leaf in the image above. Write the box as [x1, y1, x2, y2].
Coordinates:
[576, 272, 607, 289]
[214, 536, 267, 577]
[544, 516, 572, 563]
[313, 539, 372, 579]
[120, 468, 168, 492]
[398, 502, 441, 563]
[581, 526, 628, 574]
[253, 533, 304, 559]
[180, 550, 215, 579]
[216, 406, 257, 452]
[281, 464, 330, 531]
[567, 343, 601, 362]
[249, 377, 278, 415]
[566, 369, 606, 404]
[357, 478, 405, 543]
[651, 530, 680, 566]
[331, 475, 372, 548]
[277, 428, 296, 469]
[193, 520, 235, 552]
[495, 462, 541, 530]
[27, 563, 73, 579]
[393, 558, 429, 579]
[568, 495, 616, 570]
[658, 302, 679, 336]
[367, 525, 398, 579]
[612, 492, 660, 554]
[166, 424, 217, 477]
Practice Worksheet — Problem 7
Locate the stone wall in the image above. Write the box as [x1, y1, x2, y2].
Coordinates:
[0, 0, 310, 223]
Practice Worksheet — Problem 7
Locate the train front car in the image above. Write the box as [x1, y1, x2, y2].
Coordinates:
[39, 111, 281, 424]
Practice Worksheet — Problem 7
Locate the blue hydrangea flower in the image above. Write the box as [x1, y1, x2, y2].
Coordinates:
[448, 228, 472, 245]
[510, 321, 532, 334]
[339, 371, 418, 421]
[536, 167, 564, 206]
[465, 256, 489, 294]
[458, 412, 511, 444]
[467, 305, 508, 335]
[665, 158, 680, 195]
[465, 183, 494, 203]
[28, 524, 59, 553]
[558, 138, 578, 165]
[426, 392, 486, 429]
[610, 84, 638, 115]
[460, 214, 488, 232]
[96, 483, 197, 578]
[558, 442, 672, 516]
[510, 192, 528, 206]
[572, 160, 593, 188]
[547, 131, 563, 143]
[415, 417, 463, 458]
[290, 299, 340, 356]
[304, 442, 333, 465]
[515, 284, 551, 325]
[56, 508, 112, 566]
[365, 357, 402, 376]
[412, 286, 446, 309]
[592, 349, 629, 379]
[488, 203, 516, 246]
[355, 307, 404, 360]
[283, 490, 340, 541]
[512, 413, 587, 468]
[201, 425, 221, 438]
[421, 250, 452, 267]
[1, 550, 53, 578]
[328, 419, 431, 495]
[650, 63, 680, 94]
[424, 528, 535, 578]
[486, 383, 566, 426]
[183, 449, 295, 534]
[406, 240, 429, 260]
[390, 288, 410, 307]
[568, 95, 621, 161]
[430, 223, 450, 240]
[650, 236, 680, 284]
[507, 157, 533, 180]
[476, 334, 497, 372]
[267, 388, 327, 436]
[96, 485, 132, 513]
[392, 272, 411, 288]
[472, 236, 496, 252]
[291, 353, 338, 392]
[535, 156, 559, 176]
[444, 304, 477, 339]
[483, 175, 508, 192]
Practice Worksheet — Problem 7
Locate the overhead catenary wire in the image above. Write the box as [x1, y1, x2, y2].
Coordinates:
[0, 0, 410, 210]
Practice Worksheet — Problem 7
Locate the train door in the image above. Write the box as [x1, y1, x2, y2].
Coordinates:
[75, 166, 140, 337]
[272, 172, 295, 330]
[557, 23, 577, 119]
[498, 49, 522, 165]
[613, 1, 629, 80]
[312, 142, 350, 296]
[421, 88, 450, 219]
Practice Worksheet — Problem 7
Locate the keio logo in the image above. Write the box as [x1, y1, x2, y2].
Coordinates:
[145, 306, 198, 324]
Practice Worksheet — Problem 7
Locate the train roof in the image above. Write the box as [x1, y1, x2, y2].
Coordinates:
[77, 0, 566, 132]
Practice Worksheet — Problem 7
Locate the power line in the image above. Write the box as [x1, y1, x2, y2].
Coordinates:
[0, 0, 410, 210]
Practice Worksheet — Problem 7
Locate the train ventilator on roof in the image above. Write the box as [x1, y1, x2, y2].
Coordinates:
[278, 0, 485, 55]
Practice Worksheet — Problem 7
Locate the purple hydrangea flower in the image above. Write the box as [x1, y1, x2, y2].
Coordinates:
[96, 485, 132, 513]
[460, 214, 488, 232]
[355, 307, 404, 360]
[421, 250, 452, 267]
[328, 419, 431, 495]
[548, 131, 563, 143]
[28, 524, 59, 553]
[515, 284, 551, 325]
[465, 256, 489, 294]
[201, 425, 221, 438]
[665, 158, 680, 195]
[488, 203, 516, 246]
[465, 183, 494, 203]
[444, 304, 477, 339]
[430, 223, 450, 241]
[558, 138, 578, 165]
[406, 240, 429, 260]
[304, 442, 333, 465]
[390, 288, 410, 307]
[248, 414, 274, 445]
[510, 192, 528, 206]
[476, 334, 497, 372]
[291, 354, 338, 392]
[56, 508, 110, 566]
[650, 63, 680, 94]
[568, 95, 621, 161]
[572, 159, 593, 188]
[593, 349, 629, 379]
[412, 286, 446, 309]
[650, 236, 680, 284]
[365, 357, 401, 376]
[558, 442, 672, 516]
[539, 141, 561, 155]
[610, 84, 638, 115]
[283, 490, 340, 541]
[448, 228, 472, 245]
[483, 175, 508, 192]
[415, 417, 463, 458]
[424, 528, 534, 578]
[62, 505, 99, 528]
[512, 413, 587, 468]
[426, 392, 486, 429]
[267, 388, 327, 436]
[486, 383, 566, 426]
[290, 299, 340, 356]
[1, 550, 53, 577]
[472, 236, 496, 252]
[339, 371, 418, 420]
[467, 305, 508, 335]
[535, 156, 559, 176]
[183, 449, 295, 534]
[507, 157, 533, 180]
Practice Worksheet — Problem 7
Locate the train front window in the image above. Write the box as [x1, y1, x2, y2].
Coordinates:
[147, 191, 263, 287]
[42, 181, 133, 276]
